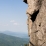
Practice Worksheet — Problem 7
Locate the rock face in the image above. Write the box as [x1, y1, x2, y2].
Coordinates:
[23, 0, 46, 46]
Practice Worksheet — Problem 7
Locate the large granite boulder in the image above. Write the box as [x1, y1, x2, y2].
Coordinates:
[23, 0, 46, 46]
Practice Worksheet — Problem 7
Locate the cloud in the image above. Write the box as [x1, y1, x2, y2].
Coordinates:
[10, 20, 19, 26]
[4, 24, 9, 26]
[13, 23, 19, 26]
[1, 24, 9, 26]
[10, 20, 15, 23]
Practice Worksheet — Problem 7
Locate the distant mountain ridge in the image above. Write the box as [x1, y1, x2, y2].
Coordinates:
[0, 33, 29, 46]
[1, 31, 29, 38]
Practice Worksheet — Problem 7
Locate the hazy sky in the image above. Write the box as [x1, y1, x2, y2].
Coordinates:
[0, 0, 28, 33]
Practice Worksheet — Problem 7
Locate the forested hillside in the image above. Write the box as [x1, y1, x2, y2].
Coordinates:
[0, 33, 29, 46]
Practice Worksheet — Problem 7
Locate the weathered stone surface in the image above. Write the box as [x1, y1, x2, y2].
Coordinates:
[27, 14, 32, 36]
[23, 0, 46, 46]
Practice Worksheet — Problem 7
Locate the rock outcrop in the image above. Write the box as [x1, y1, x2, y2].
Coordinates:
[23, 0, 46, 46]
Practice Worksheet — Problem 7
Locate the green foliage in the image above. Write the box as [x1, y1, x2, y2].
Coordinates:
[0, 33, 29, 46]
